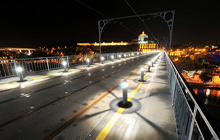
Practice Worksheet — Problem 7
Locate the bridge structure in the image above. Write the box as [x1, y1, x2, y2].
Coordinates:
[0, 47, 37, 56]
[0, 10, 219, 140]
[0, 50, 219, 140]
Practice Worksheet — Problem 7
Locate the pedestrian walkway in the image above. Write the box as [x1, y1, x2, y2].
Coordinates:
[94, 53, 178, 140]
[51, 53, 178, 140]
[0, 56, 141, 90]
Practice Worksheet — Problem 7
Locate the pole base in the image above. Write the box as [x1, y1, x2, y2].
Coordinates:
[118, 101, 132, 108]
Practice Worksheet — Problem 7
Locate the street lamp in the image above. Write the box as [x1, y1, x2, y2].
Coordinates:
[101, 56, 105, 64]
[118, 54, 121, 60]
[111, 55, 114, 62]
[123, 54, 126, 58]
[120, 80, 128, 105]
[16, 66, 24, 82]
[62, 61, 68, 72]
[86, 58, 90, 67]
[147, 63, 151, 72]
[140, 67, 145, 82]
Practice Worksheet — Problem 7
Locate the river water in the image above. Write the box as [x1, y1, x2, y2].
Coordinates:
[192, 88, 220, 129]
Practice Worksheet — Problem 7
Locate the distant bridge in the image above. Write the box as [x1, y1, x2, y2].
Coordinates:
[0, 47, 37, 55]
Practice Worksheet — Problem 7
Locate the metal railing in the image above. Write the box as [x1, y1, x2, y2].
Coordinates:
[0, 51, 150, 79]
[165, 52, 219, 140]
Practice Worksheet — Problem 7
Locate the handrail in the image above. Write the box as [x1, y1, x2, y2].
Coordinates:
[164, 52, 219, 140]
[0, 51, 158, 79]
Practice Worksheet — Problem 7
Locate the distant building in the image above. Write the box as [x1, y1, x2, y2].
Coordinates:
[77, 31, 160, 52]
[77, 41, 130, 46]
[138, 31, 158, 52]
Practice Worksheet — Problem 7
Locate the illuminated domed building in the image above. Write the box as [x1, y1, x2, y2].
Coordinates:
[77, 31, 159, 52]
[138, 31, 148, 44]
[138, 31, 158, 52]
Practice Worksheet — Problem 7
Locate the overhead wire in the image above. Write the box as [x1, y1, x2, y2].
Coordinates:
[123, 0, 159, 42]
[75, 0, 137, 36]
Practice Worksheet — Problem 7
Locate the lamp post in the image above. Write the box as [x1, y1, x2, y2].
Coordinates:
[147, 64, 151, 72]
[111, 55, 114, 62]
[118, 54, 121, 60]
[140, 67, 145, 82]
[101, 56, 105, 64]
[16, 66, 24, 82]
[120, 80, 128, 105]
[86, 58, 90, 67]
[62, 61, 68, 72]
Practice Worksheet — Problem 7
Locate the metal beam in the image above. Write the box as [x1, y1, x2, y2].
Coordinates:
[98, 10, 175, 56]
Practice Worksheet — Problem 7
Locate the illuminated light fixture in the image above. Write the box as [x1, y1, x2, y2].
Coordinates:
[120, 80, 128, 105]
[101, 56, 105, 64]
[101, 56, 105, 61]
[111, 55, 114, 62]
[86, 58, 90, 67]
[62, 61, 67, 66]
[120, 80, 128, 89]
[62, 61, 68, 72]
[118, 54, 121, 60]
[16, 66, 24, 82]
[16, 66, 23, 73]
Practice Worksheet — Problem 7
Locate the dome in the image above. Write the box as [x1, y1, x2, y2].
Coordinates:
[138, 31, 148, 44]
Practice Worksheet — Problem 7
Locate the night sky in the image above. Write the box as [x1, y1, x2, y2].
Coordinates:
[0, 1, 219, 48]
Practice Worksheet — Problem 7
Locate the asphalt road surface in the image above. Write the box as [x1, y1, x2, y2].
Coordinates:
[0, 53, 162, 140]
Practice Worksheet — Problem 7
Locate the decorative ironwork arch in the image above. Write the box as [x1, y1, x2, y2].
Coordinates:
[98, 10, 175, 57]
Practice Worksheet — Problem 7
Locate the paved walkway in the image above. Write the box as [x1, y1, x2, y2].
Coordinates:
[0, 57, 137, 89]
[52, 53, 178, 140]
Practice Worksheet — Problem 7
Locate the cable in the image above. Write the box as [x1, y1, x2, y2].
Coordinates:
[123, 0, 159, 42]
[75, 0, 108, 18]
[75, 0, 137, 36]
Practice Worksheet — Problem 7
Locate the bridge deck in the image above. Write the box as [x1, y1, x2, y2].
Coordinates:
[54, 54, 178, 140]
[0, 53, 178, 140]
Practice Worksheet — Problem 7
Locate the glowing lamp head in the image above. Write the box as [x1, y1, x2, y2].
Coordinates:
[86, 58, 90, 63]
[101, 56, 105, 61]
[140, 67, 145, 71]
[111, 55, 114, 59]
[118, 55, 121, 58]
[62, 61, 67, 66]
[16, 66, 23, 73]
[120, 80, 128, 88]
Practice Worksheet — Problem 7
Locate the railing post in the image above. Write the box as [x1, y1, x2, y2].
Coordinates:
[67, 56, 70, 68]
[172, 79, 177, 106]
[13, 59, 17, 74]
[188, 105, 197, 140]
[82, 55, 84, 65]
[46, 58, 50, 71]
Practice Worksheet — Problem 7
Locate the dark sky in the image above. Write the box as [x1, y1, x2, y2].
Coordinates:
[0, 0, 219, 48]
